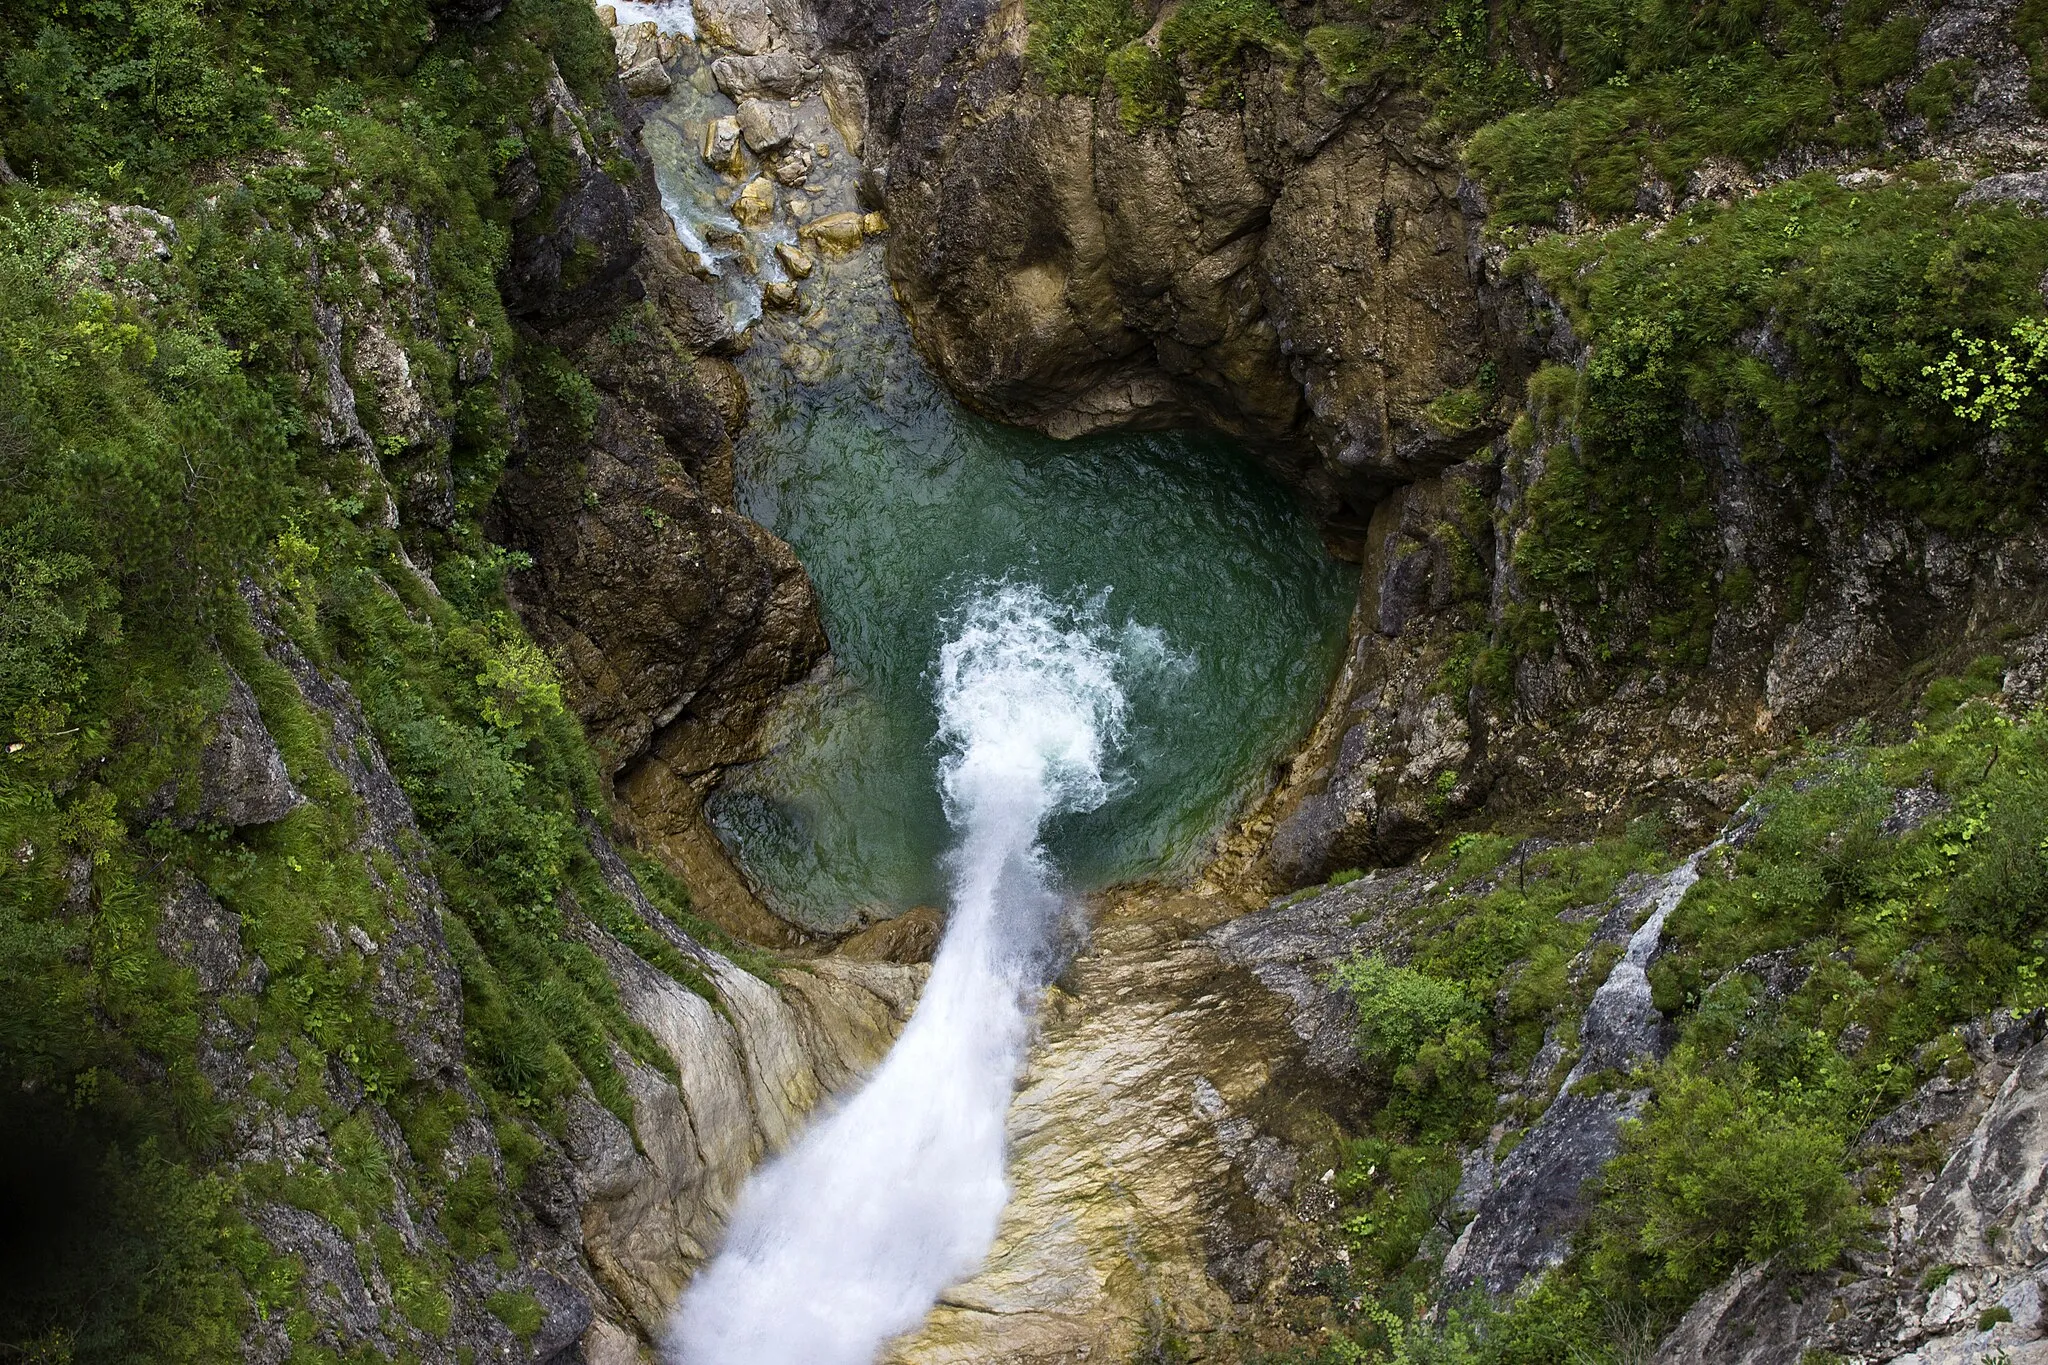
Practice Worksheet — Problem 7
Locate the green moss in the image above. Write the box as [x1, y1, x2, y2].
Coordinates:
[1106, 42, 1179, 130]
[1025, 0, 1145, 95]
[1304, 24, 1385, 95]
[438, 1160, 510, 1262]
[374, 1226, 452, 1337]
[1422, 384, 1491, 435]
[486, 1289, 546, 1340]
[1160, 0, 1299, 95]
[1906, 58, 1978, 129]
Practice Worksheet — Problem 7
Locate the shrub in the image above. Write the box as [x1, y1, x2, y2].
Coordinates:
[1336, 955, 1480, 1075]
[1335, 955, 1492, 1137]
[1592, 1071, 1864, 1312]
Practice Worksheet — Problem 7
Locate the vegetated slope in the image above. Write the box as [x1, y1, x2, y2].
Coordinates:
[827, 0, 2048, 875]
[1240, 666, 2048, 1362]
[0, 0, 864, 1359]
[796, 0, 2048, 1354]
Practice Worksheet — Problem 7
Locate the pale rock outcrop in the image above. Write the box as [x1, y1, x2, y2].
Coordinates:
[1652, 1015, 2048, 1364]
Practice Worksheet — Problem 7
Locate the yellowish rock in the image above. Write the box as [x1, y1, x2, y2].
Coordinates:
[763, 279, 800, 309]
[774, 242, 816, 279]
[800, 211, 865, 255]
[861, 210, 889, 236]
[733, 176, 776, 228]
[596, 3, 617, 25]
[702, 115, 744, 175]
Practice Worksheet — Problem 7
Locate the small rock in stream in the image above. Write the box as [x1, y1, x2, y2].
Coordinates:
[801, 210, 864, 255]
[702, 116, 744, 174]
[775, 242, 815, 278]
[733, 176, 776, 227]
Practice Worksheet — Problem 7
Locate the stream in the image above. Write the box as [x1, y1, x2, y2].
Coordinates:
[620, 8, 1357, 1358]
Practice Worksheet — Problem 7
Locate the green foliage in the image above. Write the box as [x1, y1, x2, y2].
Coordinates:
[1338, 956, 1479, 1079]
[1507, 173, 2048, 664]
[0, 0, 715, 1350]
[1107, 42, 1179, 130]
[487, 1288, 547, 1340]
[1028, 0, 1299, 108]
[1025, 0, 1146, 95]
[1589, 1070, 1863, 1312]
[1304, 24, 1385, 95]
[1456, 0, 1933, 226]
[1905, 57, 1978, 129]
[1926, 318, 2048, 430]
[2017, 0, 2048, 114]
[1160, 0, 1299, 92]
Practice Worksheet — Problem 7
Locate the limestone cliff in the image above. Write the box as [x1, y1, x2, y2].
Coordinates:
[818, 0, 2048, 888]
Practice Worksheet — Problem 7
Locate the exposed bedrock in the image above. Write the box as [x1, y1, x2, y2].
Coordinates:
[812, 0, 2048, 888]
[486, 58, 828, 946]
[822, 0, 1505, 516]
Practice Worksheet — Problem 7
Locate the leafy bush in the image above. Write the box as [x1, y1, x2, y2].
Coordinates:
[1591, 1071, 1863, 1311]
[1335, 955, 1491, 1138]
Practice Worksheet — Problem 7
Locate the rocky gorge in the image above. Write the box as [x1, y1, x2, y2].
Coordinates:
[5, 0, 2048, 1356]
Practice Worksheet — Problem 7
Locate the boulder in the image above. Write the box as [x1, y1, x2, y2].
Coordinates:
[691, 0, 773, 53]
[762, 279, 800, 309]
[621, 58, 674, 97]
[169, 667, 305, 828]
[612, 19, 660, 68]
[735, 98, 795, 153]
[710, 52, 819, 100]
[834, 907, 944, 964]
[701, 115, 744, 175]
[732, 176, 776, 227]
[773, 241, 815, 278]
[799, 211, 863, 255]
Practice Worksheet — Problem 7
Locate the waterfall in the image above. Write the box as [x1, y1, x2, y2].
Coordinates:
[668, 582, 1140, 1365]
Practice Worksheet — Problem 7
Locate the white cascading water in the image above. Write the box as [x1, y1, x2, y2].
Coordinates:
[669, 582, 1142, 1365]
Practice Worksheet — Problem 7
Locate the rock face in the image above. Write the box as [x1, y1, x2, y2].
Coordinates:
[569, 833, 927, 1344]
[816, 0, 2048, 891]
[167, 596, 924, 1364]
[157, 666, 306, 828]
[818, 17, 1466, 512]
[1440, 848, 1713, 1298]
[487, 55, 829, 946]
[884, 886, 1352, 1363]
[818, 0, 1513, 512]
[1651, 1016, 2048, 1365]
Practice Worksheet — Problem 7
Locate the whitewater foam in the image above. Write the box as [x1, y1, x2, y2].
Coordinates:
[668, 582, 1147, 1365]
